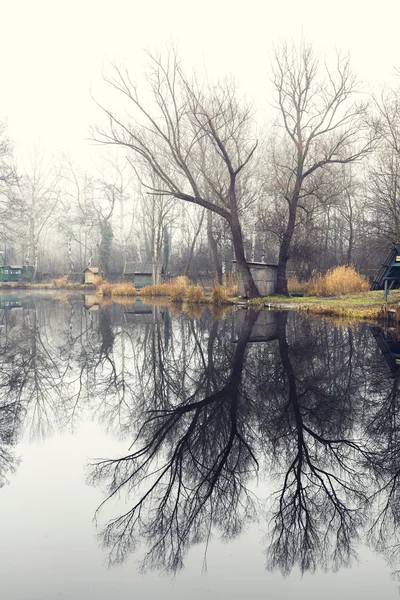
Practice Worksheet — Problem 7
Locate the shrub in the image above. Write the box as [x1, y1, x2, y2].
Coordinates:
[111, 282, 137, 296]
[185, 285, 205, 304]
[306, 266, 370, 297]
[52, 275, 68, 288]
[209, 285, 230, 305]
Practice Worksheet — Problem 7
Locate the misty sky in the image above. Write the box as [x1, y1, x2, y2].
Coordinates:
[1, 0, 399, 170]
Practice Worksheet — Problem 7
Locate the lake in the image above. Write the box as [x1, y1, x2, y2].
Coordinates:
[1, 292, 400, 599]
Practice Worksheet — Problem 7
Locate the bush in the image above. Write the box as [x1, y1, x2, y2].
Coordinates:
[52, 275, 68, 288]
[111, 282, 137, 296]
[209, 285, 230, 305]
[306, 266, 370, 297]
[185, 285, 205, 304]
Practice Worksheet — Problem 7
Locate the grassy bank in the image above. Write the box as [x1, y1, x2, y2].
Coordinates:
[256, 289, 400, 320]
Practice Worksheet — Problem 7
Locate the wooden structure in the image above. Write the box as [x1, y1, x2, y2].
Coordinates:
[123, 262, 162, 288]
[83, 267, 100, 285]
[371, 326, 400, 376]
[232, 261, 278, 296]
[372, 247, 400, 301]
[0, 252, 33, 282]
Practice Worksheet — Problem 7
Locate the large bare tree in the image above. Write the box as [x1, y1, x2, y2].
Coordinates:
[92, 50, 261, 297]
[270, 42, 375, 294]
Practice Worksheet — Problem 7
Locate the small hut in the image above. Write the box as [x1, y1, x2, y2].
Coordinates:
[123, 262, 162, 288]
[232, 261, 278, 296]
[83, 267, 100, 285]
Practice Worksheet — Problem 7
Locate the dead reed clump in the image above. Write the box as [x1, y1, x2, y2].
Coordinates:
[287, 275, 306, 294]
[52, 275, 68, 288]
[111, 282, 137, 296]
[209, 285, 230, 305]
[139, 283, 171, 296]
[185, 285, 206, 304]
[169, 276, 190, 302]
[306, 265, 370, 297]
[98, 282, 113, 297]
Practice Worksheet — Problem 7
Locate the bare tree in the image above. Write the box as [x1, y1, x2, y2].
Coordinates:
[270, 42, 375, 294]
[17, 152, 61, 280]
[92, 50, 261, 297]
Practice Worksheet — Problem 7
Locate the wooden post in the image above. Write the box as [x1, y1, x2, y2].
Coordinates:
[384, 278, 388, 302]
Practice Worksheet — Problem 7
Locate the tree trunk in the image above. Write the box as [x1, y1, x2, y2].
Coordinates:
[230, 210, 260, 298]
[277, 187, 300, 296]
[207, 211, 223, 285]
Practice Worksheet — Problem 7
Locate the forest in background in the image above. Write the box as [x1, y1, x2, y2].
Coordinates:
[0, 41, 398, 295]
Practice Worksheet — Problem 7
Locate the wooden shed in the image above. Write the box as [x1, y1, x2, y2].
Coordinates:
[233, 261, 278, 297]
[83, 267, 100, 285]
[123, 262, 162, 288]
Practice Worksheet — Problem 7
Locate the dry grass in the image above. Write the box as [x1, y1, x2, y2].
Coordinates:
[287, 275, 306, 294]
[52, 275, 69, 288]
[140, 276, 189, 301]
[185, 285, 206, 304]
[111, 282, 137, 296]
[92, 275, 103, 288]
[306, 265, 369, 297]
[98, 282, 113, 297]
[209, 285, 230, 305]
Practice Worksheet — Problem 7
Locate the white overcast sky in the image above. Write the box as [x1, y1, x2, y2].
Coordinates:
[1, 0, 399, 170]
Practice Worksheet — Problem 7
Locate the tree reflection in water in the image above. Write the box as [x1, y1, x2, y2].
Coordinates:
[89, 307, 381, 575]
[4, 295, 400, 580]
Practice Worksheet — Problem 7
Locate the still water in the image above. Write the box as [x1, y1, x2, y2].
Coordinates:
[1, 292, 400, 598]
